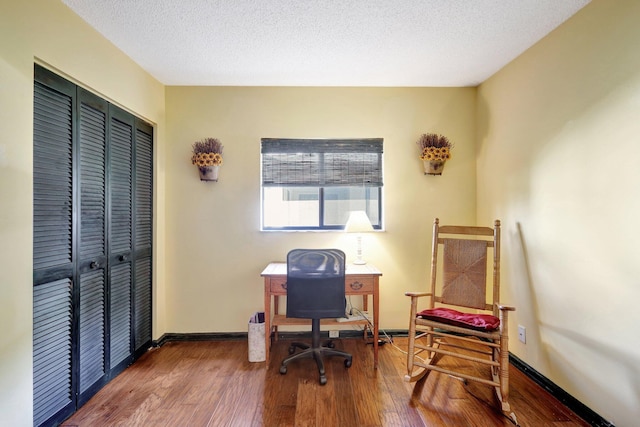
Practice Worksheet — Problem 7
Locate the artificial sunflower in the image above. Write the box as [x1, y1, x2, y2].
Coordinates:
[191, 138, 224, 166]
[416, 133, 453, 162]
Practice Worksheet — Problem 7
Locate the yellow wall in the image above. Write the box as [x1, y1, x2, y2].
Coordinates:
[0, 1, 166, 424]
[477, 1, 640, 425]
[165, 86, 476, 332]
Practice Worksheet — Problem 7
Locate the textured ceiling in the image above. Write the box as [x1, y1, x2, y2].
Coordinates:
[62, 0, 590, 87]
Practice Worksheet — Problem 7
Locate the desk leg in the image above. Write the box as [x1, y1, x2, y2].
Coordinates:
[362, 295, 369, 340]
[264, 278, 271, 368]
[273, 297, 279, 342]
[373, 278, 379, 369]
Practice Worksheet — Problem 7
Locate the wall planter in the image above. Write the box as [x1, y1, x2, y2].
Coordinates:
[417, 133, 453, 176]
[191, 137, 223, 182]
[197, 165, 220, 181]
[423, 159, 446, 175]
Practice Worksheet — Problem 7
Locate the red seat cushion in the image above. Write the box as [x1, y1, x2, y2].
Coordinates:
[417, 307, 500, 331]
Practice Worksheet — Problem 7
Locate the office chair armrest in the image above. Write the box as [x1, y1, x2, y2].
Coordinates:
[405, 291, 432, 298]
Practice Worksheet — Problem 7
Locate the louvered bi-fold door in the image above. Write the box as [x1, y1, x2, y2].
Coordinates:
[104, 112, 154, 366]
[33, 65, 153, 427]
[108, 107, 134, 373]
[133, 122, 153, 356]
[77, 89, 108, 404]
[33, 74, 75, 427]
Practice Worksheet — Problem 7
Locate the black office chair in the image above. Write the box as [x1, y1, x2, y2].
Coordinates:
[279, 249, 353, 385]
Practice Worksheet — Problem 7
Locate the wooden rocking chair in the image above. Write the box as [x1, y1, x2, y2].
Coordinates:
[405, 218, 517, 423]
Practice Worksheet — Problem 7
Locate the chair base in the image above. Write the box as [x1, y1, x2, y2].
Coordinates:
[279, 319, 352, 385]
[280, 346, 352, 385]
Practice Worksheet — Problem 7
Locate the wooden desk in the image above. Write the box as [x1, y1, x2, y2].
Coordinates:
[261, 262, 382, 368]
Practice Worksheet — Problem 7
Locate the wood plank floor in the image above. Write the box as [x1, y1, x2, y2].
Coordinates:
[62, 337, 589, 427]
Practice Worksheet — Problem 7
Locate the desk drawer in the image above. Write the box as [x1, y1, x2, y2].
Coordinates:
[269, 276, 374, 295]
[269, 277, 288, 295]
[346, 276, 374, 294]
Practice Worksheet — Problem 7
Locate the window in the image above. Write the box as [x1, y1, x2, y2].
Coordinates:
[261, 138, 383, 230]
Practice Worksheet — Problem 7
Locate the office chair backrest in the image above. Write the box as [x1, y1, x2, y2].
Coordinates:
[286, 249, 346, 319]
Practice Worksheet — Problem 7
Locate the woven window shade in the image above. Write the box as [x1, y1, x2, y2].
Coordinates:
[261, 138, 383, 187]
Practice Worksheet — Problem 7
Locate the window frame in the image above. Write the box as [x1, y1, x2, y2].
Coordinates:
[261, 138, 383, 231]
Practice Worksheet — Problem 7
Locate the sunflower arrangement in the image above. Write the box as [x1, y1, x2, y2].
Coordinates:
[191, 137, 224, 167]
[417, 133, 452, 162]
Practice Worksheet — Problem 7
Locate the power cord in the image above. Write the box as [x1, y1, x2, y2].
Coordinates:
[344, 301, 433, 365]
[348, 306, 397, 347]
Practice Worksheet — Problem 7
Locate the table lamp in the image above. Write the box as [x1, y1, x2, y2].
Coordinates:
[344, 211, 374, 264]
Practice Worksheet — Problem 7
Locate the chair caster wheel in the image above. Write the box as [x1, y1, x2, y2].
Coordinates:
[288, 346, 295, 354]
[279, 365, 287, 375]
[319, 375, 327, 385]
[345, 358, 352, 368]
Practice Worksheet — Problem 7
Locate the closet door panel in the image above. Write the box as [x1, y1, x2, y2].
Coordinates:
[133, 124, 153, 354]
[134, 127, 153, 251]
[33, 80, 74, 279]
[134, 257, 152, 352]
[33, 70, 75, 427]
[33, 279, 73, 427]
[109, 114, 133, 256]
[77, 91, 108, 401]
[110, 262, 132, 368]
[79, 97, 107, 264]
[108, 108, 134, 372]
[78, 271, 105, 394]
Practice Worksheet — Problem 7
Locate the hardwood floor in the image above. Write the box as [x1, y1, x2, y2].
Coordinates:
[62, 337, 589, 427]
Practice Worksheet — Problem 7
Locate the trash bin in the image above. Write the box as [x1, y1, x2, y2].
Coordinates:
[248, 311, 266, 362]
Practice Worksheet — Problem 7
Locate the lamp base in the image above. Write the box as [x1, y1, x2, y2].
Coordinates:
[353, 235, 367, 265]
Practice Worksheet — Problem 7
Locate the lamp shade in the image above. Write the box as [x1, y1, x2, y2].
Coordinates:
[344, 211, 374, 233]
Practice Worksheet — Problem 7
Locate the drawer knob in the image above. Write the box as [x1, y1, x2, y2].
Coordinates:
[350, 281, 363, 290]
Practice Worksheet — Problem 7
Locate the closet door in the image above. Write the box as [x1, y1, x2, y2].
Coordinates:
[133, 121, 153, 356]
[33, 68, 76, 427]
[77, 89, 108, 404]
[33, 65, 154, 426]
[108, 106, 134, 374]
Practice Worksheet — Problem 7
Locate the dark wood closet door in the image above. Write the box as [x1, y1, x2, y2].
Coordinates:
[33, 69, 76, 427]
[108, 106, 134, 374]
[133, 122, 153, 356]
[77, 89, 108, 404]
[33, 65, 154, 427]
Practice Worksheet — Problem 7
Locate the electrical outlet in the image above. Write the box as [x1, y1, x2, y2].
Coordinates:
[518, 325, 526, 344]
[329, 330, 339, 338]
